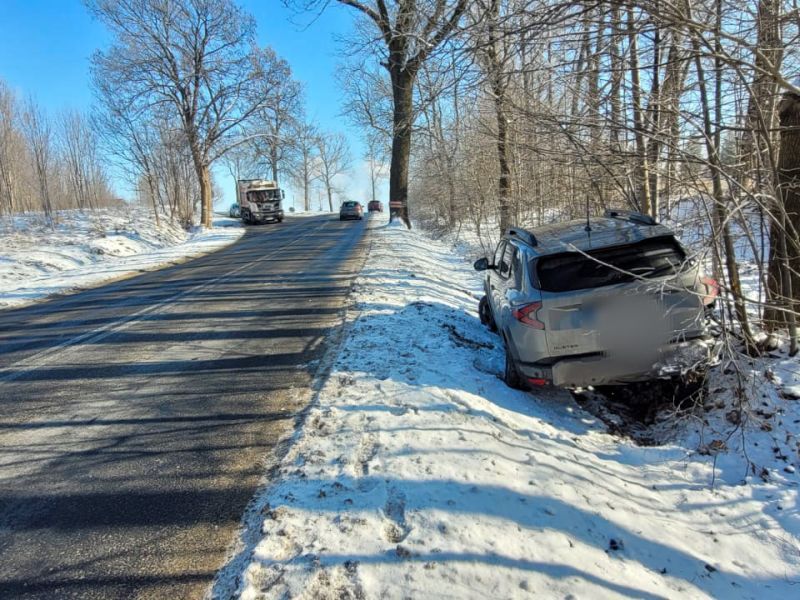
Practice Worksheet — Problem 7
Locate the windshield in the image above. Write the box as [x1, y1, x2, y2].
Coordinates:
[342, 201, 358, 208]
[535, 237, 686, 293]
[247, 189, 280, 203]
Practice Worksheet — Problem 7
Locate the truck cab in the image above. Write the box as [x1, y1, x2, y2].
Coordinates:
[238, 179, 285, 224]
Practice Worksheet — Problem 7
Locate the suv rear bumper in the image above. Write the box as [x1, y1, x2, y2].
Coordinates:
[518, 337, 721, 388]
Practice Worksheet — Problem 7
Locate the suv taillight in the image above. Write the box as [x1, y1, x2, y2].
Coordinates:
[513, 302, 545, 329]
[699, 276, 719, 306]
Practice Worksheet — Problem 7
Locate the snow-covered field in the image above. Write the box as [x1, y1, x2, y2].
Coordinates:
[0, 208, 244, 309]
[224, 218, 800, 599]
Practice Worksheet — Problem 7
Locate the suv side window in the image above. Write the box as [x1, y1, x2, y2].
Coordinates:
[499, 244, 515, 279]
[493, 242, 506, 268]
[511, 249, 523, 289]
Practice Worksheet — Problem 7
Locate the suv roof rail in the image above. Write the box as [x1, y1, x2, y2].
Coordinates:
[604, 208, 657, 226]
[507, 227, 538, 247]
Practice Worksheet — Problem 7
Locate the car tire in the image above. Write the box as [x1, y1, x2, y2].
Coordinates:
[478, 296, 497, 333]
[503, 338, 525, 390]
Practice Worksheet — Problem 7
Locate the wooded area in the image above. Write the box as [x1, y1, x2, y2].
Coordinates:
[0, 81, 115, 216]
[331, 0, 800, 348]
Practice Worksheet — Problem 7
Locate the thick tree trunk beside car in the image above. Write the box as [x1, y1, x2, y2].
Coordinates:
[765, 90, 800, 352]
[389, 71, 414, 227]
[331, 0, 467, 229]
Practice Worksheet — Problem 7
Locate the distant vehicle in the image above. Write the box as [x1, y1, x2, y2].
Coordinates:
[339, 201, 363, 221]
[474, 209, 721, 390]
[237, 179, 284, 224]
[368, 200, 383, 212]
[229, 203, 240, 218]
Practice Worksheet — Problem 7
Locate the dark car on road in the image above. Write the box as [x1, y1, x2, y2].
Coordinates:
[368, 200, 383, 212]
[339, 201, 363, 221]
[474, 209, 720, 390]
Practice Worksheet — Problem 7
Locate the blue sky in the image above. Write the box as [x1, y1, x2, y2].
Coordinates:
[0, 0, 385, 210]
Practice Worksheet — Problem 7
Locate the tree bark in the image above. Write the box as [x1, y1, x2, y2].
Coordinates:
[627, 6, 652, 215]
[691, 0, 754, 346]
[389, 68, 414, 227]
[196, 162, 212, 228]
[766, 91, 800, 351]
[486, 0, 512, 235]
[740, 0, 783, 192]
[271, 146, 279, 183]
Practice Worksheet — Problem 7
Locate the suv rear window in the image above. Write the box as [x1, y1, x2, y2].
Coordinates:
[343, 201, 358, 207]
[535, 237, 686, 292]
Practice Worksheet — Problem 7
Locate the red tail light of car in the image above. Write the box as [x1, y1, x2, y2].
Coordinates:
[512, 302, 545, 329]
[699, 276, 719, 306]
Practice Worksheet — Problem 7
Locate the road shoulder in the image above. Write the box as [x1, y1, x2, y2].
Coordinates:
[222, 219, 800, 600]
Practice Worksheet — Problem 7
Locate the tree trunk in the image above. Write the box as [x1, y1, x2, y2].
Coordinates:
[487, 0, 512, 235]
[739, 0, 783, 192]
[271, 146, 279, 183]
[389, 68, 414, 228]
[370, 156, 377, 203]
[627, 6, 652, 215]
[766, 90, 800, 352]
[303, 153, 310, 211]
[197, 163, 212, 228]
[691, 1, 754, 346]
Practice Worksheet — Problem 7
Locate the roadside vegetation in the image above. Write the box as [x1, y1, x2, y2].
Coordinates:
[0, 0, 358, 230]
[334, 0, 800, 353]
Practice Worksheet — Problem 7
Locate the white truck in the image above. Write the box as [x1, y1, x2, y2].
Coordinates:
[237, 179, 285, 225]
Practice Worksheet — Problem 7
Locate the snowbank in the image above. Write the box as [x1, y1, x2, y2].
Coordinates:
[0, 208, 244, 309]
[227, 218, 800, 599]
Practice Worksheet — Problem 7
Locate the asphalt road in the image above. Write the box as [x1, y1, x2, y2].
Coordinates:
[0, 214, 367, 599]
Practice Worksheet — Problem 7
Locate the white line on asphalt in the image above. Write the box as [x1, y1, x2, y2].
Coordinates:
[0, 218, 335, 384]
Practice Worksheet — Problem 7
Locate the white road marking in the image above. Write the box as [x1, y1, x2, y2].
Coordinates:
[0, 218, 335, 383]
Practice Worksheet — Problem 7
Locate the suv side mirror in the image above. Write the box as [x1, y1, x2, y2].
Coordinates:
[474, 257, 492, 271]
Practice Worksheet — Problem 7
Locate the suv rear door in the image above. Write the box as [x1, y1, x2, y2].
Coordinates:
[533, 237, 705, 358]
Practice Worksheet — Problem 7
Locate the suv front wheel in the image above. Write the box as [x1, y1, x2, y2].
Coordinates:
[478, 296, 497, 332]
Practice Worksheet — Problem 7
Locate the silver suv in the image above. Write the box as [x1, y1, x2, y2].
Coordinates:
[474, 210, 720, 389]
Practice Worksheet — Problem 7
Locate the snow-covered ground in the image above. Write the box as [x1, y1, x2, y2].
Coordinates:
[224, 218, 800, 599]
[0, 208, 244, 309]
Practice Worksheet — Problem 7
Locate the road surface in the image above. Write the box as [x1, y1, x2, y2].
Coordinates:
[0, 214, 367, 599]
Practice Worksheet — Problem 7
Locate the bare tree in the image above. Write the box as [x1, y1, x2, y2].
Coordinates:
[474, 0, 513, 233]
[94, 95, 167, 224]
[249, 47, 303, 184]
[21, 98, 54, 220]
[317, 131, 352, 211]
[60, 110, 110, 211]
[288, 118, 320, 211]
[304, 0, 467, 226]
[89, 0, 266, 227]
[0, 81, 21, 215]
[768, 87, 800, 353]
[365, 131, 388, 205]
